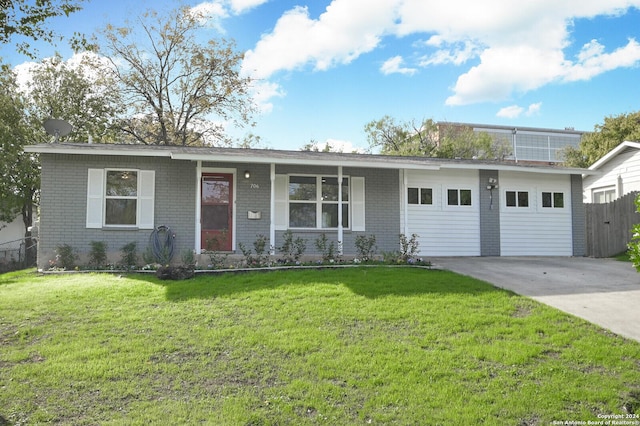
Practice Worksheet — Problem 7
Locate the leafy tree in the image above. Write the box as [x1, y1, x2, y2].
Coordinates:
[99, 7, 256, 146]
[562, 111, 640, 168]
[436, 123, 511, 160]
[0, 55, 121, 263]
[364, 117, 511, 159]
[0, 64, 29, 225]
[24, 53, 122, 143]
[0, 0, 86, 58]
[364, 116, 438, 156]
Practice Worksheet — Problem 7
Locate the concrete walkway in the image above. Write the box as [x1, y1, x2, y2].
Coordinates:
[433, 257, 640, 342]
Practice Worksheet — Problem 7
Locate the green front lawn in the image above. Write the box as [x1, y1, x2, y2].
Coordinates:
[1, 267, 639, 424]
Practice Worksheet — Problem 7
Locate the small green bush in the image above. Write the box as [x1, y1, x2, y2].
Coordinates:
[120, 242, 139, 269]
[315, 233, 337, 262]
[53, 244, 77, 270]
[628, 194, 640, 271]
[399, 233, 420, 262]
[88, 241, 107, 269]
[278, 230, 306, 263]
[354, 234, 377, 262]
[239, 234, 270, 267]
[181, 249, 195, 267]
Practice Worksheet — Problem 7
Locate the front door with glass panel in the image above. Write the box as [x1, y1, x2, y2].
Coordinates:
[201, 173, 233, 251]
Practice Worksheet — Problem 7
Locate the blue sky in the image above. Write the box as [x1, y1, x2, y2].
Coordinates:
[3, 0, 640, 151]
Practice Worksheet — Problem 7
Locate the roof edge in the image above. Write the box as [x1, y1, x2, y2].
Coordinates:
[588, 141, 640, 171]
[24, 143, 593, 175]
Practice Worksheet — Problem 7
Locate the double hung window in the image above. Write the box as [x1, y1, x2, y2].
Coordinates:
[105, 170, 138, 225]
[86, 168, 155, 229]
[288, 176, 349, 228]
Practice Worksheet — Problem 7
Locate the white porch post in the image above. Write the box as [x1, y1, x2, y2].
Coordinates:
[195, 160, 202, 254]
[269, 163, 276, 255]
[402, 169, 409, 236]
[337, 166, 344, 255]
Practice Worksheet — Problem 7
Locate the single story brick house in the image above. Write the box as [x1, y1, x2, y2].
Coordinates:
[25, 143, 591, 269]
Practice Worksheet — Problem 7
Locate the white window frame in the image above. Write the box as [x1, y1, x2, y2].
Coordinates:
[287, 174, 351, 230]
[86, 168, 155, 229]
[592, 186, 615, 204]
[539, 190, 566, 210]
[504, 189, 532, 210]
[444, 188, 473, 208]
[407, 187, 434, 206]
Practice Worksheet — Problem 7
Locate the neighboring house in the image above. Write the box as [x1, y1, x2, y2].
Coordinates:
[24, 143, 591, 270]
[0, 215, 25, 265]
[438, 122, 586, 164]
[583, 141, 640, 203]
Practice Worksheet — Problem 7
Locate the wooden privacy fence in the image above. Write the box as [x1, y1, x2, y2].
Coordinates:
[585, 191, 640, 258]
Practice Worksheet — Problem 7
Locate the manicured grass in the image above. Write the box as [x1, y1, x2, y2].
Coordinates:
[1, 267, 639, 425]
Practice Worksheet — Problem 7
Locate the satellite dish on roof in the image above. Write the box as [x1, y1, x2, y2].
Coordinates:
[43, 119, 72, 143]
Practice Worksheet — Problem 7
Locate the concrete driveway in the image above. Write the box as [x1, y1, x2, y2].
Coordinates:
[433, 257, 640, 342]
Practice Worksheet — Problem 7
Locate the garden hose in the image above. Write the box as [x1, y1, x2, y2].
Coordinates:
[149, 225, 175, 264]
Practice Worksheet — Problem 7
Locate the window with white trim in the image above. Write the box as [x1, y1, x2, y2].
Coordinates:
[105, 170, 138, 225]
[592, 187, 615, 204]
[86, 168, 155, 229]
[505, 190, 529, 208]
[408, 187, 433, 205]
[541, 191, 564, 208]
[288, 175, 349, 228]
[447, 189, 472, 206]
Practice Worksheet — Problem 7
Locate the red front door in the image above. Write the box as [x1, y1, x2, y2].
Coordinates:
[201, 173, 233, 251]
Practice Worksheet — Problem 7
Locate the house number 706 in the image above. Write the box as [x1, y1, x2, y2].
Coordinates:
[250, 183, 260, 189]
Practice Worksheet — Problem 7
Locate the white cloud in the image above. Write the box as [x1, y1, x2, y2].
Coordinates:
[241, 1, 397, 79]
[526, 102, 542, 116]
[496, 105, 524, 119]
[250, 80, 285, 113]
[419, 40, 480, 66]
[229, 0, 268, 14]
[563, 38, 640, 82]
[189, 2, 229, 22]
[188, 1, 268, 27]
[242, 0, 640, 109]
[319, 139, 366, 153]
[380, 56, 416, 75]
[496, 102, 543, 119]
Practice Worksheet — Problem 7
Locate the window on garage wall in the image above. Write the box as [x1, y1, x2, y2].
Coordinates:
[447, 189, 472, 206]
[505, 190, 529, 208]
[542, 191, 564, 208]
[407, 187, 433, 205]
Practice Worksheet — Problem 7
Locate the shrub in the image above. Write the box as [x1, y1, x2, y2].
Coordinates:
[239, 234, 270, 267]
[181, 249, 196, 267]
[399, 233, 420, 263]
[628, 194, 640, 271]
[88, 241, 107, 269]
[156, 266, 194, 280]
[354, 234, 377, 262]
[278, 230, 307, 264]
[315, 233, 338, 262]
[53, 244, 77, 270]
[120, 242, 139, 269]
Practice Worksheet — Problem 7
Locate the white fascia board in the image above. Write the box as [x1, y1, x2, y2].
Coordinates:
[588, 141, 640, 171]
[23, 145, 173, 158]
[169, 152, 442, 170]
[439, 162, 595, 175]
